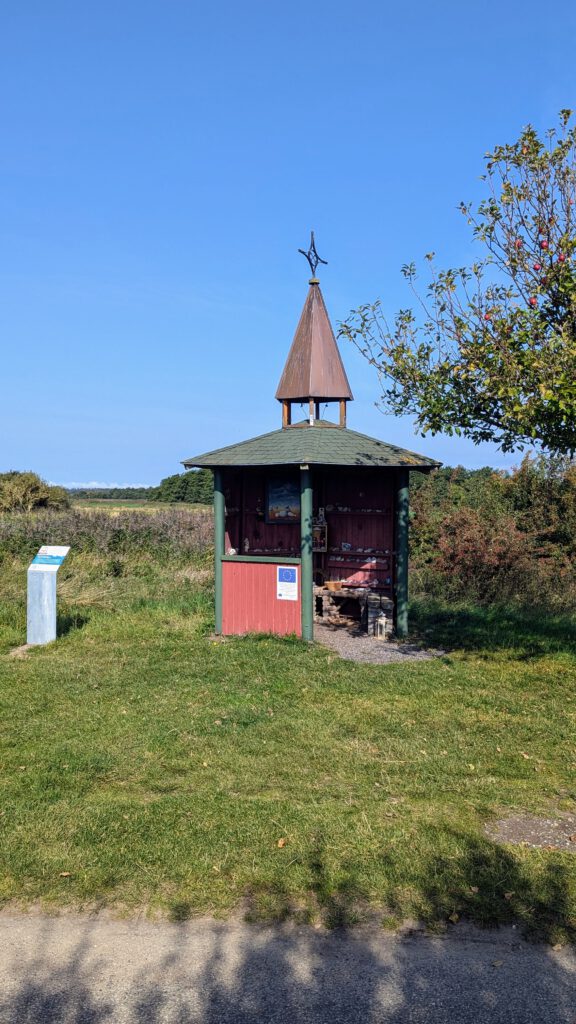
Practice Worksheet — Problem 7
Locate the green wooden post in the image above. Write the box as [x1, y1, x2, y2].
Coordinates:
[395, 468, 409, 638]
[213, 468, 225, 634]
[300, 466, 314, 642]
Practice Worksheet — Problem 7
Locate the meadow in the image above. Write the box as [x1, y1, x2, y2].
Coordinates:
[0, 504, 575, 941]
[70, 497, 212, 513]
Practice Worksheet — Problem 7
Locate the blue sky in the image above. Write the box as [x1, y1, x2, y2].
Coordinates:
[1, 1, 575, 486]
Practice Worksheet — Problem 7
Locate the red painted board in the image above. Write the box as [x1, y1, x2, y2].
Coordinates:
[222, 560, 302, 637]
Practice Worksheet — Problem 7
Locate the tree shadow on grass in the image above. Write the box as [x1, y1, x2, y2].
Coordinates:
[242, 837, 367, 931]
[0, 834, 575, 1023]
[56, 610, 90, 638]
[410, 599, 576, 658]
[384, 826, 576, 945]
[128, 833, 576, 1024]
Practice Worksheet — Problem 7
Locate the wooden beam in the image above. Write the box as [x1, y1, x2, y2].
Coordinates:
[300, 467, 314, 641]
[239, 470, 245, 554]
[309, 399, 315, 425]
[213, 469, 225, 634]
[394, 468, 409, 638]
[282, 400, 291, 428]
[339, 400, 347, 427]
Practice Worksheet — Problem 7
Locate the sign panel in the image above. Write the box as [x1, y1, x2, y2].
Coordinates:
[29, 545, 70, 572]
[27, 546, 70, 645]
[276, 565, 298, 601]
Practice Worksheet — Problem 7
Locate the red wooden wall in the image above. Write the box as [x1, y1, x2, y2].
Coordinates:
[223, 469, 300, 557]
[319, 468, 394, 589]
[222, 560, 302, 636]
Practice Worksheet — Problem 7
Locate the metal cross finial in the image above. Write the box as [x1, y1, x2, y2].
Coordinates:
[298, 231, 328, 279]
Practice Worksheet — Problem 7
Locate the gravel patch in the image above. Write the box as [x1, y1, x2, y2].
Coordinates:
[314, 621, 446, 664]
[486, 814, 576, 852]
[7, 644, 31, 659]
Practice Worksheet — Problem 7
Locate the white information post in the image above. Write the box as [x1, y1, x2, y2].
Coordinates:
[276, 566, 298, 601]
[27, 546, 71, 645]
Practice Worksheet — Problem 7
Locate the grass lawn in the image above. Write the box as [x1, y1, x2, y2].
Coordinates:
[0, 552, 575, 941]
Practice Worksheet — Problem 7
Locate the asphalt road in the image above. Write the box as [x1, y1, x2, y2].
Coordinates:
[0, 913, 574, 1023]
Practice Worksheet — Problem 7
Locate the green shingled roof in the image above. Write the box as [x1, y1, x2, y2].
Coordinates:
[183, 420, 440, 470]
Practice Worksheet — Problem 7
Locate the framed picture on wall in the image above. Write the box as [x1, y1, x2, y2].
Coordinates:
[312, 523, 327, 552]
[266, 477, 300, 524]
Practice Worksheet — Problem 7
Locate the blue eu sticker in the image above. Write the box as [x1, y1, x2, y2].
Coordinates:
[277, 565, 298, 600]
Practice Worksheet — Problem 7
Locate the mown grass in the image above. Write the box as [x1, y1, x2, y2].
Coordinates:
[0, 552, 575, 941]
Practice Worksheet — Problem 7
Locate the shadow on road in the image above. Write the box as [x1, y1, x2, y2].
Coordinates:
[0, 903, 574, 1023]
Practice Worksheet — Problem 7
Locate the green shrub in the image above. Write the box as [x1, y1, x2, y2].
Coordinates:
[0, 472, 70, 513]
[154, 469, 213, 504]
[410, 456, 576, 610]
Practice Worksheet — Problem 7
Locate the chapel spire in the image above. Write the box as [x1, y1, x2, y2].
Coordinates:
[275, 234, 353, 427]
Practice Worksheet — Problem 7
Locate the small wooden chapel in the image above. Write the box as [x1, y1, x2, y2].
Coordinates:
[183, 238, 439, 641]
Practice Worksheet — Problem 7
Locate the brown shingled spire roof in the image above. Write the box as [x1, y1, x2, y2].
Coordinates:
[275, 282, 353, 407]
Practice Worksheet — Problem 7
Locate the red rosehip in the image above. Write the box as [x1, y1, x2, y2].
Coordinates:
[533, 263, 541, 271]
[558, 253, 566, 262]
[529, 296, 538, 307]
[540, 240, 549, 249]
[483, 313, 492, 321]
[514, 239, 522, 250]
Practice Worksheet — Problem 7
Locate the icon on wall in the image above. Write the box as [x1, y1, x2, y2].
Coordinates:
[266, 477, 300, 524]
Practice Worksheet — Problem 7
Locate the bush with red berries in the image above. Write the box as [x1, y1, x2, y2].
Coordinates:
[342, 111, 576, 455]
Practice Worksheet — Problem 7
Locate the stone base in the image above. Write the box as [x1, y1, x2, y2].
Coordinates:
[314, 586, 394, 637]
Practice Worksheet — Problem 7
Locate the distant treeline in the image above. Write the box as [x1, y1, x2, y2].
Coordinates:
[69, 469, 214, 504]
[69, 486, 157, 500]
[154, 469, 213, 504]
